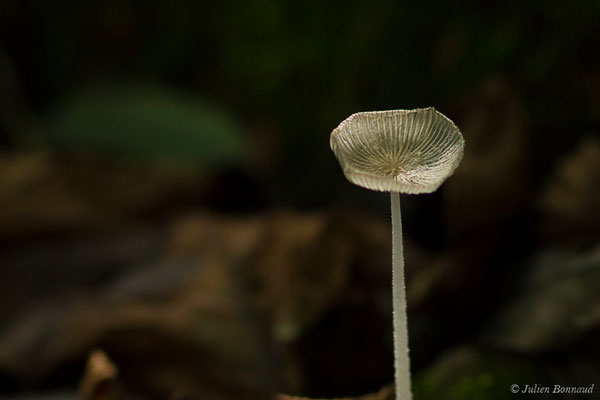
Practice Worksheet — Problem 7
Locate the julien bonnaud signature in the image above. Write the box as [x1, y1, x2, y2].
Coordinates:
[510, 384, 595, 394]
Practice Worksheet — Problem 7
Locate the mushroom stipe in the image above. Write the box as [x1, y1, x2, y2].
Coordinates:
[330, 108, 464, 400]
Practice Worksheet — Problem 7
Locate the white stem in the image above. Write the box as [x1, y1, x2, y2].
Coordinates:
[391, 192, 412, 400]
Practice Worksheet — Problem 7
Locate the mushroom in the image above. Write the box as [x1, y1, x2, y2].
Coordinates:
[330, 107, 464, 400]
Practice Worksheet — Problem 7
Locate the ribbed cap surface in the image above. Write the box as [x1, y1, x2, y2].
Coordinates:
[330, 108, 464, 193]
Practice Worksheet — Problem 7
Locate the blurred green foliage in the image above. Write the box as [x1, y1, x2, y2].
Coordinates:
[414, 348, 541, 400]
[47, 86, 244, 168]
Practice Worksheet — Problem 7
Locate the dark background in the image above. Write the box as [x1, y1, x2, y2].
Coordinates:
[1, 1, 600, 399]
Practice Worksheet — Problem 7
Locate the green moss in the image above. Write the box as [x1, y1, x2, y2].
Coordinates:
[414, 347, 542, 400]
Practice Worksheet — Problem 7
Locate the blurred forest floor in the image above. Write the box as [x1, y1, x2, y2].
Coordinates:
[2, 2, 600, 399]
[1, 131, 600, 399]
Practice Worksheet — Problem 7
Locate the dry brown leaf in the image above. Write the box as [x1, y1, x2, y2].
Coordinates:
[274, 385, 394, 400]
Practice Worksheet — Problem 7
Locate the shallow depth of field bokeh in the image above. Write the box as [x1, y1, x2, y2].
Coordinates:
[1, 2, 600, 400]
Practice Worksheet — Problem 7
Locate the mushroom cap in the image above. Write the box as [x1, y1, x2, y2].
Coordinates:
[330, 107, 464, 193]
